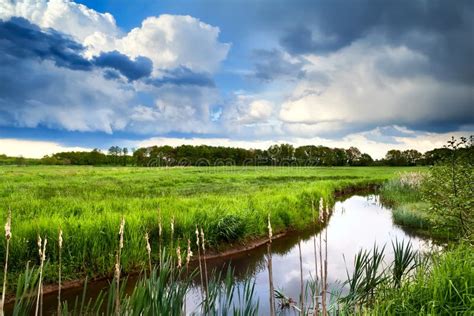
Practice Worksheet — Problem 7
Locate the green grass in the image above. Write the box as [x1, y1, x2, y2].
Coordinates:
[392, 203, 432, 229]
[379, 173, 457, 240]
[0, 165, 420, 283]
[369, 244, 474, 315]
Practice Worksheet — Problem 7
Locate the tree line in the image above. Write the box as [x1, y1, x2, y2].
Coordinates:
[1, 139, 472, 167]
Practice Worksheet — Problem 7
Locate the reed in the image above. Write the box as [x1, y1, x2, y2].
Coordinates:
[391, 239, 417, 288]
[298, 239, 304, 313]
[0, 209, 11, 316]
[267, 213, 275, 316]
[318, 198, 326, 315]
[311, 199, 320, 315]
[145, 232, 152, 273]
[57, 228, 63, 316]
[34, 236, 46, 316]
[195, 226, 205, 301]
[158, 208, 163, 267]
[200, 228, 209, 297]
[115, 216, 125, 315]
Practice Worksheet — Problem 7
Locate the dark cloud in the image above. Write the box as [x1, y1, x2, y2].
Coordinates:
[275, 0, 474, 83]
[93, 51, 152, 81]
[0, 18, 152, 82]
[147, 66, 215, 87]
[0, 17, 92, 70]
[252, 49, 306, 82]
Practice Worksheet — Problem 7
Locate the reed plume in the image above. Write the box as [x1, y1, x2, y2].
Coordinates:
[57, 228, 63, 316]
[0, 209, 11, 316]
[186, 239, 192, 272]
[200, 228, 209, 295]
[115, 216, 125, 316]
[145, 232, 152, 273]
[196, 226, 204, 299]
[171, 216, 175, 253]
[35, 236, 47, 316]
[176, 243, 182, 269]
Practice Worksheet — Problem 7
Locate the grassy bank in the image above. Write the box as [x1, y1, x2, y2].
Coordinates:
[0, 166, 418, 283]
[380, 172, 454, 240]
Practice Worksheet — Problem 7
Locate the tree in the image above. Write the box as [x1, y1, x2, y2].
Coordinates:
[346, 147, 362, 165]
[384, 150, 406, 166]
[421, 137, 473, 239]
[402, 149, 422, 166]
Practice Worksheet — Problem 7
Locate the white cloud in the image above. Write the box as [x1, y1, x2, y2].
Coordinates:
[0, 138, 91, 158]
[0, 0, 231, 135]
[1, 1, 230, 74]
[115, 15, 230, 74]
[222, 94, 276, 127]
[0, 0, 119, 41]
[278, 39, 473, 134]
[248, 100, 274, 120]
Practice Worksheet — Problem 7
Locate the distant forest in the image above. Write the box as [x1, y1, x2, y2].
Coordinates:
[2, 140, 473, 167]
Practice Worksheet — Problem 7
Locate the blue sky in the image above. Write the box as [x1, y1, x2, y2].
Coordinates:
[0, 0, 473, 158]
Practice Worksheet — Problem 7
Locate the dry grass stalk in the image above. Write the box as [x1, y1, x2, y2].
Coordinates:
[115, 216, 125, 316]
[57, 228, 63, 316]
[298, 239, 305, 314]
[0, 209, 11, 316]
[35, 236, 47, 316]
[324, 206, 329, 314]
[158, 208, 162, 266]
[318, 199, 326, 316]
[267, 213, 275, 316]
[170, 216, 175, 254]
[312, 200, 320, 315]
[145, 232, 152, 273]
[200, 228, 209, 296]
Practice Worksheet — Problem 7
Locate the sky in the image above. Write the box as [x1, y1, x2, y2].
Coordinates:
[0, 0, 473, 159]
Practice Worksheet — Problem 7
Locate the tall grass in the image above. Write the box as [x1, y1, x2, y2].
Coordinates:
[0, 166, 410, 282]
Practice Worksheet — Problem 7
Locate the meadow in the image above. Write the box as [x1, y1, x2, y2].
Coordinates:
[0, 165, 418, 283]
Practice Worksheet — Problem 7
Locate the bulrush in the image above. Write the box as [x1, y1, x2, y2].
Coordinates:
[145, 232, 152, 273]
[35, 236, 47, 316]
[0, 209, 11, 316]
[58, 229, 63, 316]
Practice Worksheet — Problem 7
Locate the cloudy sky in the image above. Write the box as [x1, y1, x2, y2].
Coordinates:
[0, 0, 473, 158]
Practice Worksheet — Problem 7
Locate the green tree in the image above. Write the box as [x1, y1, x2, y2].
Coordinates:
[421, 137, 473, 240]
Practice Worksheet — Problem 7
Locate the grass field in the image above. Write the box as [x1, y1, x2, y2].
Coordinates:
[0, 166, 422, 282]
